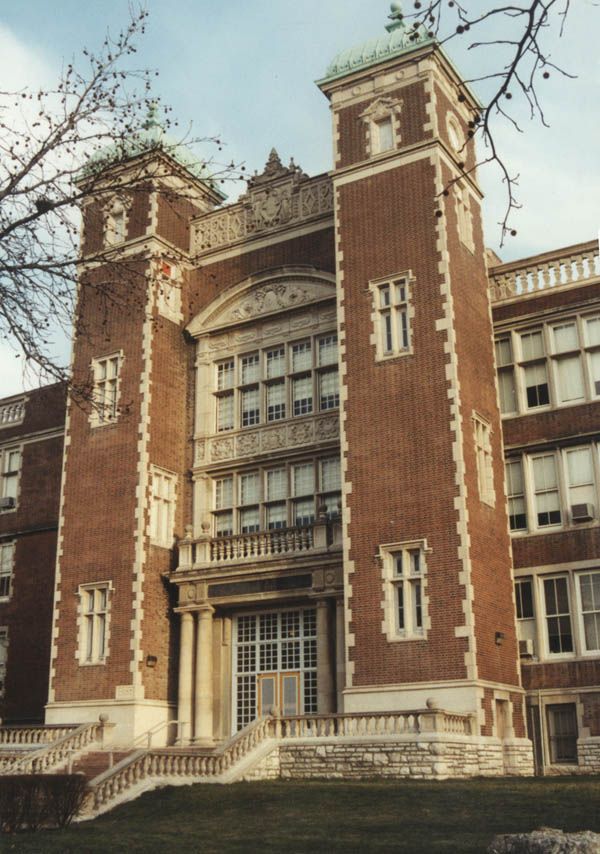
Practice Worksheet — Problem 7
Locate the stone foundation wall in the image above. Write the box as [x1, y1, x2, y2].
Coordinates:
[578, 738, 600, 773]
[262, 735, 535, 780]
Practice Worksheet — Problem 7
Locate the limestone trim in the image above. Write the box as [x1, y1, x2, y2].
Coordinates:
[129, 270, 155, 698]
[431, 148, 478, 689]
[332, 184, 354, 686]
[190, 173, 333, 256]
[360, 96, 403, 159]
[187, 267, 336, 338]
[379, 539, 431, 643]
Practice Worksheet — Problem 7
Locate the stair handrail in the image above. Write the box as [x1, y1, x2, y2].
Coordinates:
[1, 717, 108, 775]
[88, 715, 275, 813]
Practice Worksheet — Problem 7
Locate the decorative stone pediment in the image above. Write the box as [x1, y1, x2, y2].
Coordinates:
[360, 96, 403, 124]
[187, 266, 336, 337]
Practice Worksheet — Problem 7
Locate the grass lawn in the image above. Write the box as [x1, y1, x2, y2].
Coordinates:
[3, 777, 600, 853]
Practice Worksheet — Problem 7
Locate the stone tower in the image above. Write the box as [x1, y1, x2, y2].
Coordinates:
[318, 4, 531, 761]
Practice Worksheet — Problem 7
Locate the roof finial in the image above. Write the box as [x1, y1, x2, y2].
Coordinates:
[386, 1, 405, 32]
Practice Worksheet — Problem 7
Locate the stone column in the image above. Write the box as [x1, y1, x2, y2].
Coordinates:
[177, 611, 194, 744]
[335, 597, 346, 713]
[194, 605, 215, 745]
[316, 599, 335, 714]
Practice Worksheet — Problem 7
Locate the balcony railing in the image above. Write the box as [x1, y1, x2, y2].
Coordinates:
[177, 519, 342, 569]
[489, 239, 599, 304]
[210, 526, 314, 563]
[0, 399, 25, 428]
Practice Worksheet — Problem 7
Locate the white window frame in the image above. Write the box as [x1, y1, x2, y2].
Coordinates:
[360, 96, 403, 158]
[369, 272, 413, 362]
[0, 542, 15, 601]
[77, 583, 112, 666]
[473, 413, 495, 506]
[509, 444, 599, 537]
[574, 569, 600, 656]
[540, 573, 574, 659]
[0, 446, 21, 512]
[495, 314, 600, 418]
[211, 456, 341, 538]
[104, 197, 130, 247]
[381, 540, 429, 642]
[90, 352, 123, 427]
[150, 466, 177, 548]
[212, 333, 339, 433]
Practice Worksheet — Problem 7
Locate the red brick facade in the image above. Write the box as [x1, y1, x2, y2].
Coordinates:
[1, 13, 598, 773]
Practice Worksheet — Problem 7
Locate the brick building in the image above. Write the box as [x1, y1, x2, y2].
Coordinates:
[0, 6, 598, 777]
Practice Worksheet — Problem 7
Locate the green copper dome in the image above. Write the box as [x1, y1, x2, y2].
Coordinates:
[318, 3, 434, 85]
[80, 103, 225, 197]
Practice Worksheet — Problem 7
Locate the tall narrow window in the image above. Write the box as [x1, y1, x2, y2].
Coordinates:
[241, 388, 260, 428]
[80, 585, 110, 664]
[551, 319, 584, 404]
[372, 276, 411, 360]
[389, 545, 425, 639]
[0, 448, 20, 508]
[515, 579, 534, 620]
[266, 381, 286, 422]
[319, 370, 339, 411]
[547, 704, 578, 764]
[292, 376, 313, 416]
[91, 354, 121, 425]
[473, 414, 494, 506]
[578, 571, 600, 652]
[150, 468, 176, 548]
[505, 459, 527, 531]
[532, 455, 561, 527]
[543, 576, 573, 654]
[495, 337, 517, 415]
[374, 117, 394, 153]
[566, 448, 594, 517]
[216, 393, 234, 432]
[0, 543, 14, 600]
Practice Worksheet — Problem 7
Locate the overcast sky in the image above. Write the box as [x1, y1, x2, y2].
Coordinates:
[1, 1, 598, 397]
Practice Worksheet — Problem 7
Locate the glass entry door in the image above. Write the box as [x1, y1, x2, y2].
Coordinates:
[257, 672, 300, 717]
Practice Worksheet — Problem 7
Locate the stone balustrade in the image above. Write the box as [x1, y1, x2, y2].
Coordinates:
[177, 518, 342, 569]
[1, 719, 108, 775]
[489, 240, 599, 303]
[210, 526, 314, 563]
[0, 724, 77, 746]
[0, 399, 25, 427]
[87, 708, 475, 814]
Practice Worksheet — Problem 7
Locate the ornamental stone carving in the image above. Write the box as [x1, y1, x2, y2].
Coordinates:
[229, 283, 313, 323]
[191, 166, 333, 255]
[206, 415, 339, 463]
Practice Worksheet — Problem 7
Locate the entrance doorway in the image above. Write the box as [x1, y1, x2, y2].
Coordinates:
[233, 608, 317, 732]
[258, 672, 301, 716]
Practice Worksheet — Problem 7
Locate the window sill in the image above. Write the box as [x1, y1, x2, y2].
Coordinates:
[78, 659, 108, 667]
[386, 632, 427, 643]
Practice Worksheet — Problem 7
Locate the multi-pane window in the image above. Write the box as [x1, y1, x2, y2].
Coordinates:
[515, 578, 534, 620]
[577, 571, 600, 652]
[543, 576, 573, 654]
[473, 414, 494, 506]
[80, 585, 110, 664]
[91, 354, 121, 425]
[0, 628, 7, 697]
[372, 277, 410, 359]
[384, 543, 426, 640]
[0, 543, 14, 600]
[496, 315, 600, 416]
[150, 468, 176, 547]
[214, 334, 338, 432]
[532, 455, 561, 527]
[212, 458, 341, 536]
[0, 448, 20, 509]
[507, 445, 600, 534]
[505, 460, 527, 531]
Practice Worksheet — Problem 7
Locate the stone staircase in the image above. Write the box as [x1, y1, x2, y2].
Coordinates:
[71, 751, 133, 782]
[0, 718, 111, 776]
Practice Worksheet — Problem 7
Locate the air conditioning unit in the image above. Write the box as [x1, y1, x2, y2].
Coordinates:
[0, 496, 15, 510]
[519, 638, 535, 658]
[571, 503, 595, 522]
